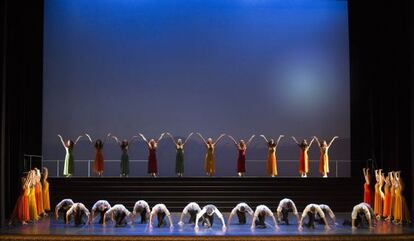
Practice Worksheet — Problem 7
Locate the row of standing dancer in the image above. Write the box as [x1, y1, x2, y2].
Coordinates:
[58, 133, 339, 178]
[362, 169, 410, 224]
[8, 168, 51, 225]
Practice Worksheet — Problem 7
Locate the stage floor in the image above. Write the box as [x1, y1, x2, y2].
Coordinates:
[1, 213, 413, 241]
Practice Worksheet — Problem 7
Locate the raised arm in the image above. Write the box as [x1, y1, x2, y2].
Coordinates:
[291, 136, 300, 146]
[111, 136, 121, 145]
[166, 133, 177, 145]
[227, 135, 238, 145]
[103, 133, 111, 143]
[213, 133, 226, 145]
[85, 133, 93, 143]
[276, 135, 284, 147]
[196, 133, 208, 145]
[246, 135, 255, 146]
[308, 137, 316, 147]
[328, 136, 339, 148]
[260, 135, 269, 143]
[74, 135, 83, 145]
[129, 135, 140, 144]
[139, 133, 148, 144]
[157, 133, 165, 143]
[314, 136, 321, 147]
[183, 132, 194, 145]
[57, 135, 66, 148]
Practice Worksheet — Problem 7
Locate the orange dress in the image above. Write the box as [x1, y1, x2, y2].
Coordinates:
[266, 144, 277, 176]
[42, 180, 51, 211]
[318, 146, 329, 175]
[299, 146, 309, 174]
[393, 185, 411, 223]
[364, 183, 372, 206]
[382, 183, 391, 217]
[11, 187, 30, 222]
[373, 183, 383, 216]
[35, 182, 44, 215]
[94, 148, 104, 174]
[389, 185, 396, 218]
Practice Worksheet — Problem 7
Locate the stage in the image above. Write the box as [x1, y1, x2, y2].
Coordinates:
[1, 213, 414, 241]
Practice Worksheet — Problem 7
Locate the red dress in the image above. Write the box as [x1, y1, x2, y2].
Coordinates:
[299, 146, 309, 174]
[35, 183, 44, 215]
[11, 187, 30, 222]
[94, 148, 104, 173]
[237, 148, 246, 173]
[148, 148, 158, 174]
[364, 183, 372, 206]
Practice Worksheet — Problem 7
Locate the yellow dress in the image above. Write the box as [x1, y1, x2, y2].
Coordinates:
[393, 185, 411, 223]
[204, 144, 215, 175]
[42, 180, 50, 211]
[28, 186, 39, 221]
[266, 146, 277, 176]
[318, 146, 329, 174]
[373, 183, 383, 216]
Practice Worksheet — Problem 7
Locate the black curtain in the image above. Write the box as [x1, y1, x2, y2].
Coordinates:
[349, 0, 413, 211]
[0, 0, 43, 226]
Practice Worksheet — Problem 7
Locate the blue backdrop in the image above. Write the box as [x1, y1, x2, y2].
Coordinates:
[43, 0, 350, 177]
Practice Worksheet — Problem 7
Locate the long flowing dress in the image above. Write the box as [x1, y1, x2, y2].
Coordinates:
[63, 146, 74, 176]
[266, 144, 277, 176]
[389, 184, 396, 218]
[148, 147, 158, 174]
[318, 146, 329, 175]
[42, 180, 50, 212]
[28, 186, 39, 221]
[120, 148, 129, 176]
[35, 182, 44, 215]
[374, 182, 383, 216]
[94, 146, 104, 174]
[393, 185, 411, 223]
[204, 144, 215, 175]
[383, 183, 391, 217]
[299, 145, 310, 174]
[237, 148, 246, 173]
[175, 145, 184, 174]
[364, 183, 372, 206]
[11, 186, 30, 222]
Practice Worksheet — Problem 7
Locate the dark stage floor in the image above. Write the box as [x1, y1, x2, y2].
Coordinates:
[1, 213, 414, 241]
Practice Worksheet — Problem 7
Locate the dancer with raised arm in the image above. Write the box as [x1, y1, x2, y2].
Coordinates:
[166, 132, 193, 177]
[103, 204, 134, 227]
[196, 133, 226, 176]
[393, 171, 411, 224]
[9, 175, 30, 225]
[382, 173, 391, 219]
[55, 199, 74, 223]
[292, 136, 315, 178]
[251, 205, 278, 229]
[298, 204, 330, 230]
[57, 134, 83, 177]
[27, 171, 39, 221]
[85, 133, 111, 177]
[90, 200, 111, 224]
[66, 203, 90, 226]
[228, 135, 255, 177]
[178, 202, 201, 225]
[227, 202, 254, 225]
[111, 135, 139, 177]
[260, 135, 284, 177]
[41, 168, 50, 213]
[149, 204, 173, 228]
[34, 169, 45, 217]
[139, 133, 165, 177]
[276, 198, 299, 225]
[133, 200, 151, 224]
[363, 168, 373, 206]
[195, 204, 226, 230]
[314, 136, 338, 178]
[373, 169, 384, 219]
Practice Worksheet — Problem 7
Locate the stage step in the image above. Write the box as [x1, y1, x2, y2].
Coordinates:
[49, 177, 362, 213]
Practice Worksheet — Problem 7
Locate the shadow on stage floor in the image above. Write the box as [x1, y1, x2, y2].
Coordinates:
[1, 213, 413, 241]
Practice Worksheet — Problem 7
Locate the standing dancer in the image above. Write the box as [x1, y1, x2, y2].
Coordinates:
[393, 171, 411, 224]
[85, 133, 111, 177]
[166, 132, 193, 177]
[373, 169, 384, 219]
[363, 168, 373, 206]
[41, 168, 50, 213]
[27, 171, 39, 221]
[260, 135, 284, 177]
[57, 134, 83, 177]
[196, 133, 226, 177]
[382, 173, 391, 219]
[34, 169, 45, 217]
[139, 133, 165, 177]
[386, 172, 396, 221]
[9, 175, 30, 225]
[314, 136, 338, 178]
[292, 136, 315, 178]
[227, 135, 255, 177]
[111, 135, 139, 177]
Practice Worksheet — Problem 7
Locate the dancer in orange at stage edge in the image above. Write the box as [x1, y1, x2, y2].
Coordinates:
[41, 167, 50, 213]
[228, 134, 255, 177]
[85, 133, 111, 177]
[260, 135, 284, 177]
[8, 173, 30, 225]
[393, 171, 411, 224]
[382, 172, 391, 219]
[292, 136, 315, 178]
[196, 133, 226, 177]
[362, 168, 373, 207]
[373, 169, 384, 219]
[314, 136, 338, 178]
[139, 133, 166, 177]
[386, 171, 396, 221]
[34, 169, 45, 217]
[27, 170, 39, 221]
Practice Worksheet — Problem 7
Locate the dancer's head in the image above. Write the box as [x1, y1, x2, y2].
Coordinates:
[301, 139, 308, 146]
[177, 139, 183, 145]
[121, 140, 128, 149]
[239, 140, 245, 147]
[66, 140, 74, 148]
[268, 139, 275, 145]
[149, 139, 156, 147]
[321, 140, 327, 147]
[310, 206, 316, 213]
[206, 206, 214, 216]
[95, 139, 103, 149]
[240, 206, 246, 212]
[207, 138, 213, 144]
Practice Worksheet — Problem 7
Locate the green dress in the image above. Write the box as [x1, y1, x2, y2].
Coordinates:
[63, 146, 74, 176]
[120, 148, 129, 176]
[175, 145, 184, 174]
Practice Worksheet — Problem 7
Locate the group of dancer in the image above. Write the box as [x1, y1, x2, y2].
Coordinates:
[54, 198, 341, 231]
[8, 168, 51, 225]
[362, 168, 411, 225]
[58, 133, 339, 178]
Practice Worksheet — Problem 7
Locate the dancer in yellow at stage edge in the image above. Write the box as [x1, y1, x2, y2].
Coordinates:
[260, 134, 284, 177]
[314, 136, 338, 178]
[196, 133, 226, 177]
